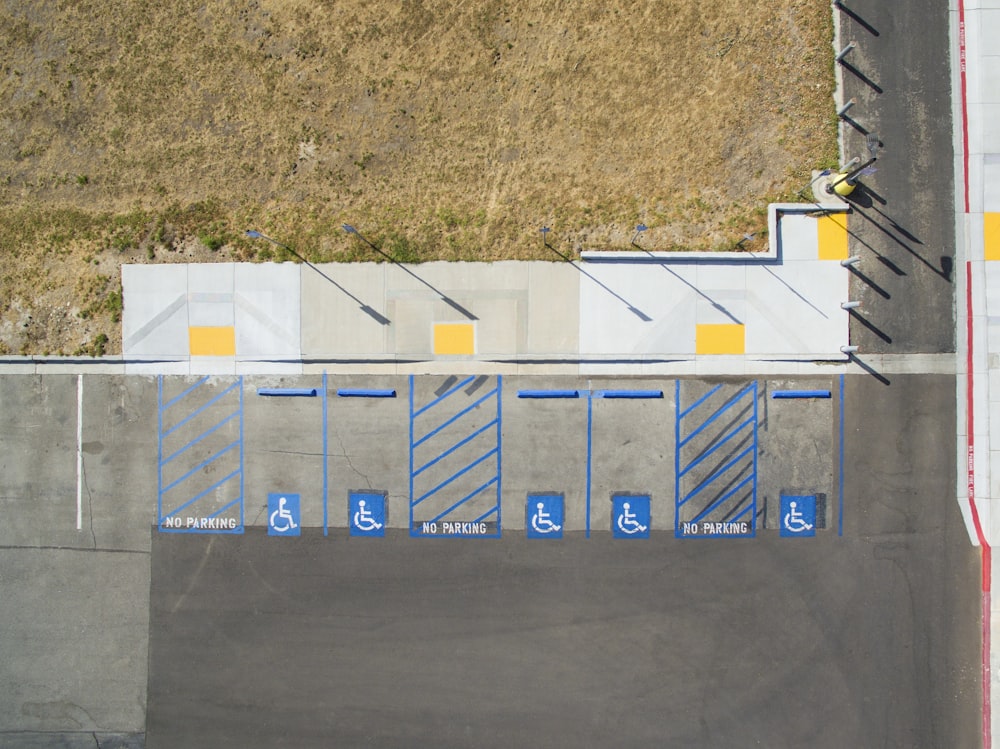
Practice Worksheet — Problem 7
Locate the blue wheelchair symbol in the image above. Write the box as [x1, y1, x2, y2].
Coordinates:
[612, 495, 651, 539]
[780, 495, 816, 537]
[268, 493, 301, 537]
[349, 492, 386, 537]
[526, 494, 563, 539]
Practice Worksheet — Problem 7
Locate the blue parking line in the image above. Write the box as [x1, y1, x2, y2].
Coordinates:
[678, 382, 724, 420]
[413, 447, 499, 506]
[596, 389, 664, 399]
[207, 498, 241, 520]
[472, 505, 499, 524]
[429, 476, 499, 523]
[160, 440, 240, 495]
[586, 389, 593, 538]
[679, 443, 756, 507]
[413, 419, 499, 477]
[239, 377, 244, 530]
[518, 389, 580, 398]
[771, 390, 831, 399]
[412, 387, 498, 448]
[839, 374, 845, 536]
[157, 376, 164, 524]
[161, 375, 210, 411]
[691, 473, 755, 524]
[257, 387, 317, 396]
[323, 372, 328, 536]
[337, 388, 396, 397]
[161, 410, 240, 465]
[678, 382, 755, 449]
[409, 375, 415, 526]
[161, 467, 242, 520]
[677, 414, 755, 479]
[161, 380, 242, 438]
[496, 375, 503, 533]
[412, 375, 477, 418]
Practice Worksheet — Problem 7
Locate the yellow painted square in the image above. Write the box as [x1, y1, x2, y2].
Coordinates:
[817, 213, 850, 260]
[696, 324, 745, 355]
[985, 213, 1000, 260]
[433, 322, 475, 355]
[189, 326, 236, 356]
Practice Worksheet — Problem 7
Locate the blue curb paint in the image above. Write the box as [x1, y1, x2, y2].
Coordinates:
[337, 388, 396, 397]
[257, 387, 318, 396]
[517, 390, 580, 398]
[596, 389, 664, 399]
[771, 390, 832, 399]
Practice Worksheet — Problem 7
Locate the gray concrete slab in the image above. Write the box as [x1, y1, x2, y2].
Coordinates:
[0, 375, 79, 548]
[0, 548, 149, 736]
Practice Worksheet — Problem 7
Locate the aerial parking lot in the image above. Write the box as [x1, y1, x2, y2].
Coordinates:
[0, 370, 981, 747]
[1, 0, 994, 744]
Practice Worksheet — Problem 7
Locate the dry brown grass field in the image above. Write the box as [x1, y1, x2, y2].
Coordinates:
[0, 0, 837, 355]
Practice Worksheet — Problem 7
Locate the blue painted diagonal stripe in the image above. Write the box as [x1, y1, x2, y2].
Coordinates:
[472, 505, 499, 524]
[678, 382, 724, 420]
[413, 418, 498, 477]
[678, 382, 755, 449]
[679, 443, 755, 507]
[728, 502, 754, 523]
[161, 410, 241, 465]
[413, 447, 499, 506]
[691, 473, 755, 524]
[412, 375, 477, 418]
[678, 414, 755, 478]
[161, 380, 241, 438]
[207, 497, 241, 519]
[161, 440, 241, 495]
[429, 476, 499, 523]
[413, 388, 498, 448]
[161, 376, 210, 412]
[161, 467, 242, 520]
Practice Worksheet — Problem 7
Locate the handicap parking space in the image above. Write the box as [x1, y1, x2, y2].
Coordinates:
[140, 373, 842, 541]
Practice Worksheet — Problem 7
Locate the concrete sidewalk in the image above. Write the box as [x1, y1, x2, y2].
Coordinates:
[953, 0, 1000, 744]
[119, 205, 854, 376]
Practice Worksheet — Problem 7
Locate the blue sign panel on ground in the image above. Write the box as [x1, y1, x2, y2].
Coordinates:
[349, 492, 387, 537]
[526, 494, 564, 539]
[268, 493, 301, 537]
[612, 494, 651, 538]
[780, 495, 816, 537]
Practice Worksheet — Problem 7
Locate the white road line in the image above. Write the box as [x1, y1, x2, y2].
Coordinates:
[76, 373, 83, 531]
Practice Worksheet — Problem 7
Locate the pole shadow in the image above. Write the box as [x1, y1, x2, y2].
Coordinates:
[848, 352, 891, 386]
[849, 308, 892, 344]
[848, 206, 952, 281]
[839, 60, 883, 94]
[847, 265, 891, 299]
[547, 243, 653, 321]
[245, 231, 391, 325]
[345, 227, 478, 320]
[835, 1, 880, 36]
[644, 252, 744, 324]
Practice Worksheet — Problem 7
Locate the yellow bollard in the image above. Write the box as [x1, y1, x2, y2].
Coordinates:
[832, 174, 856, 197]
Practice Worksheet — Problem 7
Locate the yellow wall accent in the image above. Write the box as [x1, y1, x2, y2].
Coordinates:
[985, 213, 1000, 260]
[433, 322, 475, 355]
[696, 324, 745, 355]
[817, 213, 850, 260]
[189, 326, 236, 356]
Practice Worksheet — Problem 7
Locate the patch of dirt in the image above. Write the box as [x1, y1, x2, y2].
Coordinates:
[0, 0, 837, 355]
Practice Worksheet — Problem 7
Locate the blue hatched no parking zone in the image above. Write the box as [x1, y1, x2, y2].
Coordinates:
[675, 380, 758, 538]
[409, 375, 502, 537]
[157, 376, 244, 533]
